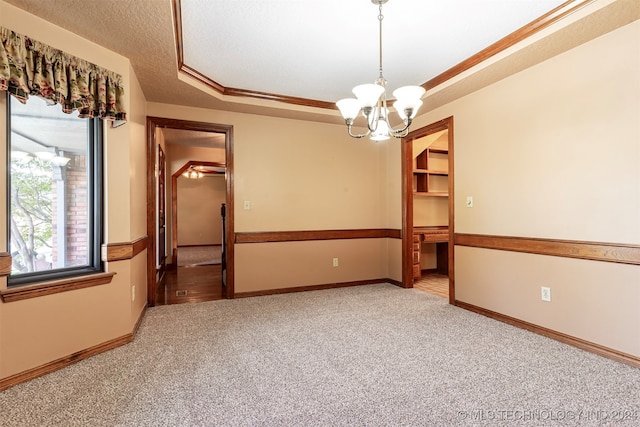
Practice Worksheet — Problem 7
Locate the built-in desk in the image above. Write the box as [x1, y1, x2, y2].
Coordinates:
[413, 226, 449, 279]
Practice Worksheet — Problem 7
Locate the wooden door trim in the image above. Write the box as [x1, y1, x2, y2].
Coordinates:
[146, 117, 235, 306]
[402, 117, 455, 303]
[171, 160, 226, 265]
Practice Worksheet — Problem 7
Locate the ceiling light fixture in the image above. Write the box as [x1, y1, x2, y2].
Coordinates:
[336, 0, 425, 142]
[182, 167, 204, 179]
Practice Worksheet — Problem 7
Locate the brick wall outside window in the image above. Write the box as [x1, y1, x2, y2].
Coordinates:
[51, 154, 88, 268]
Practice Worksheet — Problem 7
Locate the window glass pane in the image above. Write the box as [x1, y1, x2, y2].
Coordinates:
[9, 96, 90, 275]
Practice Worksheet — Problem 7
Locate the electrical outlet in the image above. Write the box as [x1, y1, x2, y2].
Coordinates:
[332, 257, 339, 267]
[541, 286, 551, 302]
[131, 285, 135, 302]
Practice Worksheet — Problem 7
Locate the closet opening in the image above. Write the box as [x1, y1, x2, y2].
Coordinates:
[402, 117, 454, 303]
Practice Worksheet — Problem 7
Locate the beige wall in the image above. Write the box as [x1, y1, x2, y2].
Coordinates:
[235, 239, 388, 293]
[0, 2, 147, 378]
[177, 175, 225, 246]
[408, 19, 640, 357]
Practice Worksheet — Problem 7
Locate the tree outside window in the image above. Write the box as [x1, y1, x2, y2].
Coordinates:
[8, 94, 101, 283]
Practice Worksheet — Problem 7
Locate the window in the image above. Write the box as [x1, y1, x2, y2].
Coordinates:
[7, 94, 103, 285]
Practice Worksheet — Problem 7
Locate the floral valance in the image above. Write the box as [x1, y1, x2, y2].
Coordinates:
[0, 27, 126, 123]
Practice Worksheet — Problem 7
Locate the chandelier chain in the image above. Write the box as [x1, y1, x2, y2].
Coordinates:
[378, 3, 384, 79]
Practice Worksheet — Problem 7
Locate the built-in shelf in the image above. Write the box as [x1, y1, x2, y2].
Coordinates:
[413, 146, 449, 196]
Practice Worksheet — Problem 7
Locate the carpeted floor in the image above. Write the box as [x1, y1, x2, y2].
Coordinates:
[177, 245, 222, 266]
[1, 283, 638, 426]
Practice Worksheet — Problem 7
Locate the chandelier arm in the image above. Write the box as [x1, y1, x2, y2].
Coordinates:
[364, 105, 382, 133]
[347, 124, 370, 139]
[388, 120, 412, 137]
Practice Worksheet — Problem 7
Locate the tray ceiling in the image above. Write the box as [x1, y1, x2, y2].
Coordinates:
[178, 0, 567, 103]
[4, 0, 634, 122]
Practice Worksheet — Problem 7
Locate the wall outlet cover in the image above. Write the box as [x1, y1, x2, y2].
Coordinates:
[541, 286, 551, 302]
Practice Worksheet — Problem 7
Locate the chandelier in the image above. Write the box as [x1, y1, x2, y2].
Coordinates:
[336, 0, 425, 141]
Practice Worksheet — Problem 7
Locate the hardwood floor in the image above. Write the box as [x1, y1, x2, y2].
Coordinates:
[155, 265, 447, 305]
[155, 264, 223, 305]
[414, 273, 449, 299]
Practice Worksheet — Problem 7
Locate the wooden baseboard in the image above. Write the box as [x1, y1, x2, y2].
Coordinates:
[235, 278, 401, 298]
[0, 304, 148, 392]
[133, 304, 148, 336]
[455, 300, 640, 368]
[386, 278, 404, 288]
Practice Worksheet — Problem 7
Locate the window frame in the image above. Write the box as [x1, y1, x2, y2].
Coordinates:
[6, 93, 104, 286]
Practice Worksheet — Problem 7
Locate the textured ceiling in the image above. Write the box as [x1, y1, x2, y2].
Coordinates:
[3, 0, 639, 130]
[180, 0, 566, 103]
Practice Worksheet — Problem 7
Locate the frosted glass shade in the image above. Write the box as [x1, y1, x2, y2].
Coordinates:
[392, 85, 425, 107]
[352, 84, 384, 108]
[336, 98, 362, 121]
[394, 99, 423, 121]
[370, 116, 390, 142]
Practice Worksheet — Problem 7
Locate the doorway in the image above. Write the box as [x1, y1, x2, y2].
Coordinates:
[146, 117, 234, 306]
[402, 117, 454, 304]
[172, 160, 226, 268]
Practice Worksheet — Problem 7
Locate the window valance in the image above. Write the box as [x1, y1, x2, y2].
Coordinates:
[0, 27, 126, 123]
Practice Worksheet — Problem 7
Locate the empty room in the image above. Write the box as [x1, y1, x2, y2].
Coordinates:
[0, 0, 638, 425]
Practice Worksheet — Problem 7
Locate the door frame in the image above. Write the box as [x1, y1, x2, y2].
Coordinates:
[157, 145, 167, 282]
[146, 117, 234, 306]
[401, 116, 455, 304]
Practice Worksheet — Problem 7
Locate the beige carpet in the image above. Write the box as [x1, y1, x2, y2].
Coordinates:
[0, 283, 638, 426]
[177, 245, 222, 266]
